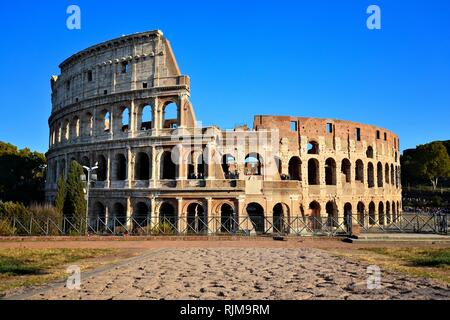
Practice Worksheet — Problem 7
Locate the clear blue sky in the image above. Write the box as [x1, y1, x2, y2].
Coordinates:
[0, 0, 449, 153]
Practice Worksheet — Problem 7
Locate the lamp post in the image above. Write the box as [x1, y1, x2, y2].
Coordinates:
[82, 162, 98, 235]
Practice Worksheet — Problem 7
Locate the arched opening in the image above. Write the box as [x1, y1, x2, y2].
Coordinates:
[159, 202, 177, 229]
[386, 201, 391, 224]
[163, 102, 178, 129]
[366, 146, 374, 158]
[60, 159, 66, 178]
[220, 203, 235, 233]
[341, 159, 351, 183]
[385, 163, 390, 185]
[378, 202, 385, 225]
[112, 203, 127, 229]
[115, 154, 127, 181]
[357, 202, 365, 225]
[81, 156, 90, 169]
[309, 201, 321, 230]
[222, 154, 237, 179]
[377, 162, 383, 187]
[102, 110, 111, 133]
[307, 141, 319, 154]
[91, 202, 106, 232]
[369, 202, 376, 225]
[119, 107, 130, 133]
[84, 112, 93, 137]
[325, 158, 337, 185]
[355, 160, 364, 183]
[187, 203, 206, 234]
[392, 202, 397, 223]
[197, 153, 206, 179]
[140, 104, 152, 130]
[133, 202, 149, 229]
[344, 203, 352, 229]
[273, 203, 289, 234]
[367, 162, 375, 188]
[97, 155, 107, 181]
[72, 116, 80, 138]
[308, 158, 319, 185]
[325, 201, 338, 227]
[64, 119, 70, 141]
[161, 151, 176, 179]
[246, 202, 265, 234]
[396, 201, 400, 217]
[135, 152, 150, 180]
[396, 166, 400, 188]
[391, 164, 395, 185]
[288, 156, 301, 181]
[245, 153, 262, 176]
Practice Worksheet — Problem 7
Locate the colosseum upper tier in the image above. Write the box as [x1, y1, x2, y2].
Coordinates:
[46, 30, 402, 234]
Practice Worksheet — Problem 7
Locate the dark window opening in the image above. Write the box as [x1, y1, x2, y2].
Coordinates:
[87, 70, 93, 82]
[376, 130, 380, 139]
[142, 82, 148, 89]
[356, 128, 361, 141]
[121, 61, 129, 74]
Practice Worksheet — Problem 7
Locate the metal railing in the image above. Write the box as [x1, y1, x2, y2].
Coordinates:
[2, 212, 448, 237]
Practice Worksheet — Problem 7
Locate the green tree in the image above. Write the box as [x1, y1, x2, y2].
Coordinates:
[63, 161, 86, 233]
[416, 142, 450, 190]
[0, 141, 46, 204]
[54, 175, 66, 215]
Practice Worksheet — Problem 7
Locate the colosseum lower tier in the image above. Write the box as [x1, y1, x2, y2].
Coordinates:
[45, 30, 402, 235]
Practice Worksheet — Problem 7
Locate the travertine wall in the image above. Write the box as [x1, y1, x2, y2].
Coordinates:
[45, 30, 402, 234]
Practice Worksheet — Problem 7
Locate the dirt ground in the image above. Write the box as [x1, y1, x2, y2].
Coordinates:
[1, 237, 449, 300]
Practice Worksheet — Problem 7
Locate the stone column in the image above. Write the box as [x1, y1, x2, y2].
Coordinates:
[151, 146, 157, 185]
[106, 150, 111, 188]
[127, 148, 133, 188]
[126, 197, 133, 231]
[206, 197, 215, 234]
[177, 197, 184, 234]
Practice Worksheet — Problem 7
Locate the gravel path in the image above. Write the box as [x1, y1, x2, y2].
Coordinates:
[21, 248, 450, 300]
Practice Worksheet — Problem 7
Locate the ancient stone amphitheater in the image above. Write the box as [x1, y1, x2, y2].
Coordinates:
[45, 30, 402, 235]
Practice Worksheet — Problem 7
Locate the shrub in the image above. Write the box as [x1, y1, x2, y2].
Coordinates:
[0, 219, 16, 236]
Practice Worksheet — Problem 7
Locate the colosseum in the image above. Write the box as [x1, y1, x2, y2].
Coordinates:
[45, 30, 402, 235]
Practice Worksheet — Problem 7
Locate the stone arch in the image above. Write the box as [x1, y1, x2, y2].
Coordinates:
[309, 201, 321, 230]
[114, 153, 127, 181]
[369, 201, 376, 225]
[392, 202, 397, 223]
[97, 154, 107, 181]
[307, 141, 319, 154]
[162, 101, 178, 129]
[288, 156, 301, 181]
[344, 202, 352, 229]
[159, 201, 177, 229]
[186, 202, 207, 234]
[355, 160, 364, 183]
[377, 162, 383, 187]
[112, 202, 127, 228]
[273, 202, 289, 233]
[367, 162, 375, 188]
[71, 116, 80, 138]
[220, 203, 235, 233]
[246, 202, 265, 234]
[135, 152, 150, 180]
[325, 201, 338, 227]
[63, 119, 70, 141]
[91, 201, 106, 231]
[308, 158, 320, 185]
[366, 146, 374, 158]
[133, 201, 150, 229]
[341, 158, 351, 183]
[117, 106, 130, 133]
[386, 201, 391, 224]
[385, 163, 390, 184]
[161, 151, 176, 180]
[325, 158, 337, 185]
[138, 103, 153, 131]
[98, 109, 111, 134]
[83, 112, 93, 137]
[378, 201, 385, 225]
[357, 202, 365, 225]
[391, 164, 395, 185]
[245, 153, 263, 176]
[222, 154, 237, 179]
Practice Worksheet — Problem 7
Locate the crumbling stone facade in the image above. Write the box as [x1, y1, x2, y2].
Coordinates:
[45, 30, 402, 234]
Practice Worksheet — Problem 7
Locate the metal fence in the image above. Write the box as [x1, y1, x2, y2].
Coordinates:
[3, 212, 449, 236]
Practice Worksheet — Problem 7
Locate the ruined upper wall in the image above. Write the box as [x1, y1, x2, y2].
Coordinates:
[51, 30, 189, 111]
[253, 115, 400, 159]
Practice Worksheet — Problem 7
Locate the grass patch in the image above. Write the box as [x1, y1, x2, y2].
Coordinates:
[352, 247, 450, 284]
[0, 248, 119, 295]
[364, 248, 450, 267]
